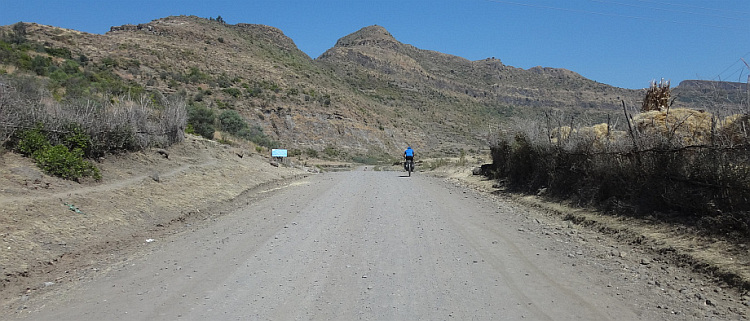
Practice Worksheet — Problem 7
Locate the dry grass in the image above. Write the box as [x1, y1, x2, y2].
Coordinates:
[632, 108, 713, 146]
[551, 123, 628, 151]
[719, 113, 750, 145]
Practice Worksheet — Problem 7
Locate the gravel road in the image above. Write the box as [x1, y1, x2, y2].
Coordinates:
[11, 169, 712, 320]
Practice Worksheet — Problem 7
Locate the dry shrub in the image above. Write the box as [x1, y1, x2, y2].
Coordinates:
[642, 79, 671, 112]
[719, 114, 750, 145]
[632, 108, 713, 146]
[549, 126, 573, 143]
[574, 123, 628, 151]
[1, 76, 186, 157]
[488, 105, 750, 238]
[486, 77, 750, 237]
[0, 81, 21, 144]
[587, 123, 611, 138]
[90, 94, 186, 154]
[550, 123, 627, 152]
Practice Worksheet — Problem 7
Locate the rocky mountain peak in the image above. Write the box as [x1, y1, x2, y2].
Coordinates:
[333, 25, 399, 48]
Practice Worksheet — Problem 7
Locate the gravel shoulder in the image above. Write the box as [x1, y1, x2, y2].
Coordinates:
[432, 165, 750, 320]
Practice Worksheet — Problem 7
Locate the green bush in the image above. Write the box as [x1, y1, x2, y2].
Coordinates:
[31, 55, 52, 76]
[289, 149, 302, 157]
[49, 68, 69, 83]
[15, 125, 101, 181]
[217, 74, 233, 88]
[17, 125, 50, 156]
[351, 155, 380, 165]
[34, 144, 101, 180]
[238, 125, 277, 148]
[350, 148, 394, 165]
[219, 110, 247, 135]
[6, 22, 27, 45]
[101, 57, 118, 68]
[222, 87, 242, 98]
[323, 145, 340, 158]
[187, 103, 216, 139]
[0, 40, 14, 63]
[15, 53, 32, 71]
[215, 99, 229, 109]
[187, 67, 210, 83]
[44, 47, 72, 59]
[247, 86, 262, 97]
[305, 148, 319, 158]
[62, 124, 91, 153]
[61, 59, 80, 74]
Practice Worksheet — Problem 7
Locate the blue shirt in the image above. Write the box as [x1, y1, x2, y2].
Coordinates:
[404, 148, 414, 157]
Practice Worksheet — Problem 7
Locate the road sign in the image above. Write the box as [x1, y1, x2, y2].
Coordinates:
[271, 149, 288, 158]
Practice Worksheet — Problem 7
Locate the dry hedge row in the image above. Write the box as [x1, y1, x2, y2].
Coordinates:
[1, 76, 186, 157]
[488, 103, 750, 237]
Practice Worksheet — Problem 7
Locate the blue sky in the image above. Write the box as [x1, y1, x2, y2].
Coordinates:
[1, 0, 748, 89]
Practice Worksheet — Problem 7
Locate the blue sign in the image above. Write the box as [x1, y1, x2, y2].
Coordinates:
[271, 149, 288, 157]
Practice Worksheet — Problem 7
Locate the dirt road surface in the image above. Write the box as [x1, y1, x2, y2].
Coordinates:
[9, 167, 747, 320]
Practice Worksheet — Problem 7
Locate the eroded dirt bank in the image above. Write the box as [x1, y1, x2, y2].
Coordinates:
[0, 135, 307, 309]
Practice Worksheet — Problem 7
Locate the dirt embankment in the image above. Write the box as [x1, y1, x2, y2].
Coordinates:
[0, 135, 308, 306]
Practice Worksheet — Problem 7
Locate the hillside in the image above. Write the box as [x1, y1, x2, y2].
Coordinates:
[317, 25, 637, 114]
[1, 16, 746, 158]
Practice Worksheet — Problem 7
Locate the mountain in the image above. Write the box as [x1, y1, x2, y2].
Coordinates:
[674, 80, 749, 110]
[677, 79, 748, 92]
[318, 25, 635, 112]
[1, 16, 744, 158]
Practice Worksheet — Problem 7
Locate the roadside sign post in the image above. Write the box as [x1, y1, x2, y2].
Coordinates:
[271, 149, 288, 163]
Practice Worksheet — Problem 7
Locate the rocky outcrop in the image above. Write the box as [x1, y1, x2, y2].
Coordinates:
[109, 23, 166, 36]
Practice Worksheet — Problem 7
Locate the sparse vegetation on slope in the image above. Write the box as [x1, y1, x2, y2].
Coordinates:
[0, 74, 186, 179]
[2, 16, 747, 171]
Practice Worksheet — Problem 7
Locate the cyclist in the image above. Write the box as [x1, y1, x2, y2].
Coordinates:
[404, 146, 414, 162]
[404, 146, 414, 172]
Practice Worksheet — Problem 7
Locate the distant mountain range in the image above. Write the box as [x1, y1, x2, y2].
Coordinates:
[1, 16, 746, 156]
[674, 80, 748, 111]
